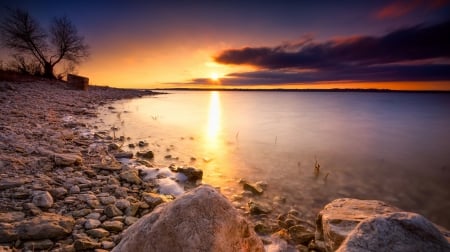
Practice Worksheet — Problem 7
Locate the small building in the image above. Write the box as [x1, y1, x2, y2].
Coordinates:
[67, 74, 89, 90]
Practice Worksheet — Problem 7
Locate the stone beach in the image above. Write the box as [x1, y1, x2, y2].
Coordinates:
[0, 80, 449, 252]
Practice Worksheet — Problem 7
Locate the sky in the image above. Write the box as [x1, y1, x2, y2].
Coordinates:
[1, 0, 449, 90]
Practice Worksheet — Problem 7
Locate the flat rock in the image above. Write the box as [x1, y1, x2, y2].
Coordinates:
[86, 228, 110, 238]
[23, 239, 54, 251]
[113, 185, 263, 252]
[0, 177, 30, 190]
[337, 212, 450, 252]
[315, 198, 401, 252]
[54, 153, 82, 166]
[102, 220, 124, 232]
[15, 213, 75, 240]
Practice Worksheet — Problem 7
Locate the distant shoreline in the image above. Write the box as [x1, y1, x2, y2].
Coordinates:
[154, 87, 450, 93]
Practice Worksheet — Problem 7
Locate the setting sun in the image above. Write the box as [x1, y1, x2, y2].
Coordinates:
[210, 73, 220, 81]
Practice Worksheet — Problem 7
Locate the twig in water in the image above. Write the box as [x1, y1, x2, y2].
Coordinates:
[323, 172, 330, 183]
[274, 136, 277, 145]
[314, 156, 320, 177]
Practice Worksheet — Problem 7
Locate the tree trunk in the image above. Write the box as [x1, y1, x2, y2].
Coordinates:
[43, 62, 56, 79]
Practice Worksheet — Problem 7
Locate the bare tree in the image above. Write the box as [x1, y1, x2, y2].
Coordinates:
[0, 8, 89, 79]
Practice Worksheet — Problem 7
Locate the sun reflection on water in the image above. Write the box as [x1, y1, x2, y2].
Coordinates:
[206, 91, 221, 143]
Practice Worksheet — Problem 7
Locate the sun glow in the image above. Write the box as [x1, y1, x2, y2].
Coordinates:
[210, 72, 220, 81]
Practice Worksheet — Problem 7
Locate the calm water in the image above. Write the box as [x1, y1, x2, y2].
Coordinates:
[91, 91, 450, 228]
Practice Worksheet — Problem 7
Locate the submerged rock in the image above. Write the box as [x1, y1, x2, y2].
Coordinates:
[175, 166, 203, 182]
[243, 182, 264, 195]
[113, 185, 264, 252]
[114, 152, 133, 159]
[136, 150, 154, 159]
[337, 212, 450, 252]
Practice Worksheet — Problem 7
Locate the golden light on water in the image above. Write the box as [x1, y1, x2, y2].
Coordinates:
[206, 91, 221, 142]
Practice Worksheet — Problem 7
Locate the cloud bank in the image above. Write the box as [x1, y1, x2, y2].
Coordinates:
[208, 20, 450, 85]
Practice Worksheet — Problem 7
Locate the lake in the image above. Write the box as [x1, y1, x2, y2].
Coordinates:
[90, 90, 450, 228]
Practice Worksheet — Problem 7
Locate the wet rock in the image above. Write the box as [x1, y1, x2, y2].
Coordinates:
[248, 200, 272, 215]
[243, 182, 264, 195]
[32, 191, 54, 208]
[23, 239, 54, 251]
[102, 220, 124, 232]
[338, 212, 450, 252]
[138, 141, 148, 147]
[175, 166, 203, 182]
[254, 221, 271, 235]
[54, 153, 82, 166]
[108, 143, 120, 151]
[119, 170, 142, 185]
[105, 204, 123, 218]
[114, 152, 133, 159]
[86, 228, 110, 238]
[136, 150, 154, 159]
[113, 185, 264, 252]
[16, 213, 75, 240]
[142, 192, 164, 208]
[315, 198, 401, 252]
[288, 225, 315, 245]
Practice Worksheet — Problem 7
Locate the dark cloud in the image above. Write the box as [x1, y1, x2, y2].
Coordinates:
[209, 20, 450, 84]
[215, 20, 450, 69]
[188, 64, 450, 85]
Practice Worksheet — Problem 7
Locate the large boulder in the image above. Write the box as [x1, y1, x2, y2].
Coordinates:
[113, 185, 264, 252]
[315, 198, 401, 252]
[337, 212, 450, 252]
[316, 198, 450, 252]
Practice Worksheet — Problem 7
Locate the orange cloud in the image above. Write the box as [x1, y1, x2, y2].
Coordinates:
[375, 0, 449, 19]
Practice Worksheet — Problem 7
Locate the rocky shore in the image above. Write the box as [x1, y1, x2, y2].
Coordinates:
[0, 80, 449, 252]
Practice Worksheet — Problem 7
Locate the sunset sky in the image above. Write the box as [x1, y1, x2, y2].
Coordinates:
[1, 0, 449, 90]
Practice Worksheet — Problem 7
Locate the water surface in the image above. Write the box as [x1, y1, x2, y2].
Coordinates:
[91, 91, 450, 228]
